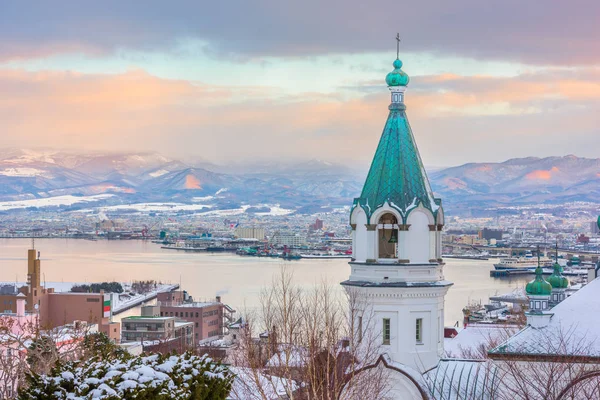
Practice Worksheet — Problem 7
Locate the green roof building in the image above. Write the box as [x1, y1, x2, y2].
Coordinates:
[343, 48, 452, 375]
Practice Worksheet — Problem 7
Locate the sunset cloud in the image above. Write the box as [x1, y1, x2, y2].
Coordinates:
[0, 67, 599, 166]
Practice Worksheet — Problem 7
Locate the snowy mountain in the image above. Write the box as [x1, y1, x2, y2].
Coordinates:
[0, 149, 598, 213]
[429, 155, 600, 210]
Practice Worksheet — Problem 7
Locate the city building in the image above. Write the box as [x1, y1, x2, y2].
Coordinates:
[309, 218, 324, 231]
[121, 315, 194, 352]
[591, 220, 600, 235]
[157, 292, 235, 342]
[479, 228, 503, 241]
[234, 227, 265, 240]
[269, 231, 306, 247]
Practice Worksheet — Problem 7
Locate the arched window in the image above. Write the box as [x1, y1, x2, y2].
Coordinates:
[378, 213, 398, 259]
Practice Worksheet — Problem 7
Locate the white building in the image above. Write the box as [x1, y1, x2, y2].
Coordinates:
[341, 53, 452, 399]
[341, 48, 600, 400]
[234, 227, 265, 240]
[270, 231, 306, 247]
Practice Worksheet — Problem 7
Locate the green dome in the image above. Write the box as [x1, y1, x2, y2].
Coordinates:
[547, 263, 569, 289]
[386, 59, 410, 87]
[526, 266, 552, 296]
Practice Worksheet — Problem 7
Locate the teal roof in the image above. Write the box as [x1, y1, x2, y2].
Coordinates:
[526, 266, 552, 296]
[385, 58, 410, 86]
[352, 68, 441, 223]
[547, 263, 569, 289]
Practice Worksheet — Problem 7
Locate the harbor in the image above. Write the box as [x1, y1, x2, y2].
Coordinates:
[0, 238, 532, 327]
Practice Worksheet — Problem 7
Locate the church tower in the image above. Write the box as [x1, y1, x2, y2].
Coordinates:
[342, 48, 452, 372]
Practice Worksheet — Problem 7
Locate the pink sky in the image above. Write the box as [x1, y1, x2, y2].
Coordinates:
[0, 1, 599, 166]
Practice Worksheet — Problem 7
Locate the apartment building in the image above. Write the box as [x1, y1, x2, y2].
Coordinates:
[157, 292, 234, 342]
[121, 316, 194, 351]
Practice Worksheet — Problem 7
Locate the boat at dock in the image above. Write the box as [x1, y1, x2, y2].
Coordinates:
[300, 251, 352, 259]
[490, 266, 588, 278]
[493, 255, 553, 270]
[442, 254, 489, 260]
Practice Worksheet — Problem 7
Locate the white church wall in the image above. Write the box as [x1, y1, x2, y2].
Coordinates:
[406, 209, 431, 264]
[349, 286, 449, 373]
[353, 210, 368, 262]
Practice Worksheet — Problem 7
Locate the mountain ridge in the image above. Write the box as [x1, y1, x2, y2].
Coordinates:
[0, 149, 598, 213]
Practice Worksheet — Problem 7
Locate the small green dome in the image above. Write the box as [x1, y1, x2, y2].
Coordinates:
[547, 263, 569, 289]
[526, 266, 552, 296]
[386, 59, 410, 87]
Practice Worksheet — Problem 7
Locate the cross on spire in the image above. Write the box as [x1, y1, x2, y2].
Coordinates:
[396, 33, 401, 59]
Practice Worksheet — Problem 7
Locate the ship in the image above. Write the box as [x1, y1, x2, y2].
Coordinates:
[493, 255, 554, 270]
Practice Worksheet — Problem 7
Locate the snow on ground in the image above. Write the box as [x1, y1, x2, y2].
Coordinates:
[202, 204, 294, 217]
[0, 167, 48, 177]
[89, 202, 294, 216]
[0, 194, 114, 211]
[97, 203, 213, 212]
[192, 196, 215, 202]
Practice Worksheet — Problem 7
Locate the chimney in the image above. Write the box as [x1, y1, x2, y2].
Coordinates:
[526, 311, 553, 328]
[16, 293, 26, 317]
[216, 295, 221, 303]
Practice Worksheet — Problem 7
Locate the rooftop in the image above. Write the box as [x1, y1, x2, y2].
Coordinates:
[352, 65, 441, 223]
[161, 301, 221, 308]
[490, 277, 600, 359]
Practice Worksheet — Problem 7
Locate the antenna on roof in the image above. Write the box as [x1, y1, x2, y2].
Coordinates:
[31, 237, 35, 250]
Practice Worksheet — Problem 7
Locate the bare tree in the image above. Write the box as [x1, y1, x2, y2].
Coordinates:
[228, 266, 390, 400]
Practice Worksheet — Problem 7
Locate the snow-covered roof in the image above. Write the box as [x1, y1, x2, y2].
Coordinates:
[228, 367, 299, 400]
[444, 324, 519, 359]
[265, 345, 308, 368]
[168, 301, 220, 308]
[425, 359, 498, 399]
[490, 277, 600, 359]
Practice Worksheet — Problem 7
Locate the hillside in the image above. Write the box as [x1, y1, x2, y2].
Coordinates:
[0, 149, 598, 214]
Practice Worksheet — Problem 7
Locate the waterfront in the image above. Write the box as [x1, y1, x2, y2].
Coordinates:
[0, 238, 531, 325]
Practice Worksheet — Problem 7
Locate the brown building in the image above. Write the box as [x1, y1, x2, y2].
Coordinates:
[121, 316, 193, 353]
[157, 291, 234, 343]
[2, 246, 120, 343]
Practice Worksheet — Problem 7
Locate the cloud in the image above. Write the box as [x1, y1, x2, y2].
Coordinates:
[0, 67, 599, 167]
[1, 1, 599, 65]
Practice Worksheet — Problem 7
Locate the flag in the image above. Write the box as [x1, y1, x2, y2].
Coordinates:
[103, 294, 111, 318]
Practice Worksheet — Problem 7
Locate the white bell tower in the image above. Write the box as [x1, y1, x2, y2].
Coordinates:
[342, 53, 452, 372]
